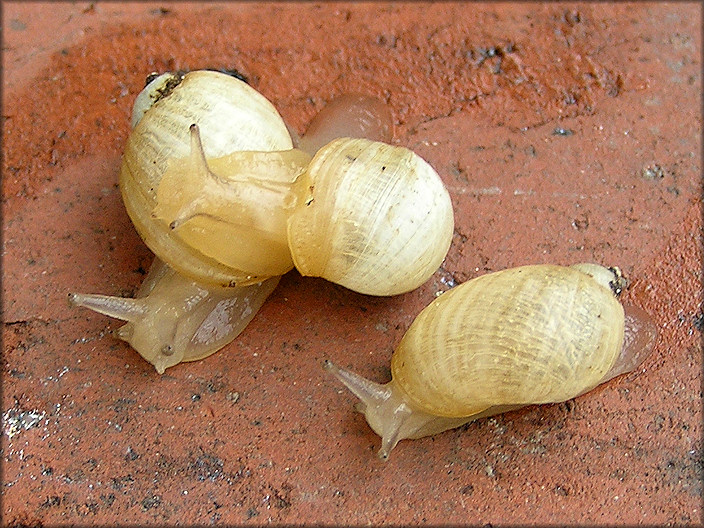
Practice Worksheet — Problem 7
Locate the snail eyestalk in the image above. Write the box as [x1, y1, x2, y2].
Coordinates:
[323, 360, 405, 459]
[159, 124, 222, 230]
[67, 292, 147, 322]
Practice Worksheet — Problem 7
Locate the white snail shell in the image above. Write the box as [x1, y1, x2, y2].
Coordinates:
[325, 263, 658, 460]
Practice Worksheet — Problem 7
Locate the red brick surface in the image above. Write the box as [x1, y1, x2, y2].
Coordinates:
[3, 2, 701, 525]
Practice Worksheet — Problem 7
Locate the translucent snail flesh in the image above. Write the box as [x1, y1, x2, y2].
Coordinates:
[294, 93, 394, 156]
[325, 263, 658, 460]
[69, 259, 279, 374]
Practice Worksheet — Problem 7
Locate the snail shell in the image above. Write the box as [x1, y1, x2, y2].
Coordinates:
[287, 137, 454, 296]
[325, 263, 658, 459]
[120, 70, 297, 287]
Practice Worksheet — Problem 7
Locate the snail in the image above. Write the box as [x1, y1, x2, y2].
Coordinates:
[324, 263, 658, 460]
[70, 70, 453, 373]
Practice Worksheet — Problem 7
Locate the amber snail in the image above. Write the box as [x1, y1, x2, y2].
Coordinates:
[69, 70, 453, 373]
[325, 263, 658, 460]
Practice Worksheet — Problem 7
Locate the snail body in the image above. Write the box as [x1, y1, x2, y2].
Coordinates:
[71, 70, 452, 372]
[69, 259, 279, 374]
[325, 263, 658, 460]
[151, 123, 310, 278]
[294, 93, 394, 156]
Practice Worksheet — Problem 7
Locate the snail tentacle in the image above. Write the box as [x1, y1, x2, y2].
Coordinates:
[323, 360, 391, 404]
[324, 360, 408, 459]
[324, 361, 471, 460]
[68, 292, 147, 322]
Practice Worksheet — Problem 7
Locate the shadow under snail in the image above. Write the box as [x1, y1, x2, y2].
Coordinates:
[324, 263, 658, 460]
[69, 70, 453, 373]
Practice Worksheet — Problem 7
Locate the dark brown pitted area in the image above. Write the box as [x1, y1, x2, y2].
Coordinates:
[3, 2, 701, 525]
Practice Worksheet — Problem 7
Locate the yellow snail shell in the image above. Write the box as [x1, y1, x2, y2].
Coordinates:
[287, 137, 454, 296]
[325, 263, 658, 460]
[120, 70, 297, 286]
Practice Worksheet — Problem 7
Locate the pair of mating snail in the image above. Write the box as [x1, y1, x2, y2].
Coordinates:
[69, 70, 454, 373]
[70, 70, 657, 460]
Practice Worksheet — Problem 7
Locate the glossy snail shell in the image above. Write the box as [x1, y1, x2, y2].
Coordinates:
[120, 70, 295, 287]
[392, 263, 625, 416]
[287, 137, 454, 296]
[128, 70, 452, 295]
[325, 263, 658, 459]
